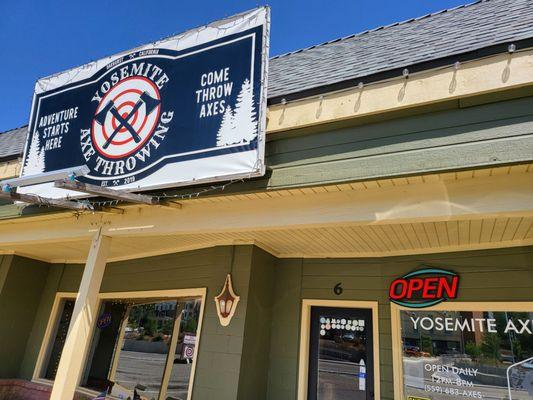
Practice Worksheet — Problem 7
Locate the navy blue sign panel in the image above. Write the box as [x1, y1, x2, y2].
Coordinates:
[20, 8, 269, 198]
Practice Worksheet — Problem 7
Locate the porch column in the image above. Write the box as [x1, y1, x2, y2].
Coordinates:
[50, 229, 111, 400]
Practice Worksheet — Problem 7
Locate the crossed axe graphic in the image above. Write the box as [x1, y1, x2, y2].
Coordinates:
[94, 91, 161, 149]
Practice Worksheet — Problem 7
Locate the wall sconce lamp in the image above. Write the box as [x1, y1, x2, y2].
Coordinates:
[214, 274, 240, 326]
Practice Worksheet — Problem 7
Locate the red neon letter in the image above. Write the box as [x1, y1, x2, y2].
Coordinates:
[422, 277, 439, 299]
[437, 276, 459, 299]
[407, 278, 424, 298]
[389, 279, 408, 300]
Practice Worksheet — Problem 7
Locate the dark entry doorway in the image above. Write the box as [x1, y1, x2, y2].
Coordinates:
[308, 306, 374, 400]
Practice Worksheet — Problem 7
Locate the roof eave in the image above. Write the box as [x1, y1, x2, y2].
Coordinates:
[268, 37, 533, 105]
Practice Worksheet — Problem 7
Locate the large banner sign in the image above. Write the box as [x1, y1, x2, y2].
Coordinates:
[20, 8, 269, 198]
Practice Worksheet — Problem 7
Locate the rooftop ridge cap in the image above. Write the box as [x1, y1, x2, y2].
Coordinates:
[0, 125, 28, 135]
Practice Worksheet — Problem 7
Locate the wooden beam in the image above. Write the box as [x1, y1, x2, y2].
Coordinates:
[159, 200, 183, 209]
[1, 165, 90, 188]
[0, 190, 92, 211]
[50, 230, 111, 400]
[55, 179, 158, 206]
[98, 206, 125, 214]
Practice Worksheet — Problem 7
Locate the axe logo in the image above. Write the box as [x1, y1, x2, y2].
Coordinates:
[23, 9, 268, 197]
[91, 76, 162, 159]
[81, 69, 175, 181]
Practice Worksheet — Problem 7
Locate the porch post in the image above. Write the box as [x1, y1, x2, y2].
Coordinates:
[50, 229, 111, 400]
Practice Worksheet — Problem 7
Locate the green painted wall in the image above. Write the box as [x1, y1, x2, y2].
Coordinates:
[9, 245, 533, 399]
[19, 245, 277, 400]
[237, 246, 276, 400]
[0, 255, 12, 294]
[163, 94, 533, 195]
[266, 246, 533, 400]
[266, 258, 302, 400]
[0, 255, 49, 378]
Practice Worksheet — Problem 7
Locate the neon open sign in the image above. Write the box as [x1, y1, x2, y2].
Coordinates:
[389, 268, 459, 308]
[96, 312, 112, 329]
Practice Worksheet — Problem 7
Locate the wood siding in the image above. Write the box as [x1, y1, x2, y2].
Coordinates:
[8, 245, 533, 400]
[264, 95, 533, 189]
[267, 246, 533, 400]
[237, 247, 277, 400]
[20, 246, 268, 400]
[161, 94, 533, 196]
[0, 255, 49, 378]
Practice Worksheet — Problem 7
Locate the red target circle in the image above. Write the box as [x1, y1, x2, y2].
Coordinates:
[91, 76, 161, 159]
[184, 346, 194, 358]
[109, 101, 141, 143]
[111, 102, 139, 132]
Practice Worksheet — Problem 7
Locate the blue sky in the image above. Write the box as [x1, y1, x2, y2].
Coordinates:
[0, 0, 469, 132]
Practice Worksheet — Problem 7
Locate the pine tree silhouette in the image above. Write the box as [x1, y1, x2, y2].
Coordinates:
[232, 79, 257, 143]
[23, 130, 45, 175]
[216, 106, 235, 146]
[216, 79, 258, 146]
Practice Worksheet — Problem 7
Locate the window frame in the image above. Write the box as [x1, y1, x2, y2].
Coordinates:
[33, 291, 77, 382]
[297, 299, 381, 400]
[390, 301, 533, 400]
[33, 288, 207, 400]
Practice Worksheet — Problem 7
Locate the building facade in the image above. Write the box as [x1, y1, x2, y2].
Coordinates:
[1, 1, 533, 399]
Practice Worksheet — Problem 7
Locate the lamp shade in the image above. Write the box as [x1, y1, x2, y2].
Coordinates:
[214, 274, 240, 326]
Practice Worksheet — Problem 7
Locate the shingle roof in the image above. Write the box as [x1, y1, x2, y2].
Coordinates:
[2, 0, 533, 158]
[268, 0, 533, 100]
[0, 126, 26, 160]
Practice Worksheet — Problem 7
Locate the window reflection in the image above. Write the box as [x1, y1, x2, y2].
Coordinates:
[400, 310, 533, 400]
[77, 297, 201, 400]
[167, 299, 201, 400]
[110, 301, 176, 399]
[312, 309, 372, 400]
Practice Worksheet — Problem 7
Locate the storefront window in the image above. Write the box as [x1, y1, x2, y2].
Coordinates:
[82, 300, 177, 398]
[166, 299, 201, 400]
[39, 294, 202, 400]
[41, 298, 75, 380]
[399, 309, 533, 400]
[81, 298, 201, 400]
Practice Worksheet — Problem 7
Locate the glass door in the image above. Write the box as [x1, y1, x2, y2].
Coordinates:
[308, 306, 374, 400]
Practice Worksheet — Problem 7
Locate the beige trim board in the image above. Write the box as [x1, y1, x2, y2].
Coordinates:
[34, 288, 207, 400]
[160, 303, 183, 400]
[7, 220, 533, 265]
[277, 237, 533, 259]
[33, 292, 77, 380]
[267, 48, 533, 133]
[43, 239, 277, 264]
[1, 171, 531, 248]
[107, 306, 130, 383]
[390, 301, 533, 400]
[29, 234, 533, 265]
[0, 159, 21, 180]
[298, 299, 380, 400]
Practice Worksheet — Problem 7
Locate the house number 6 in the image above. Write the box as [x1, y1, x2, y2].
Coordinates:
[334, 282, 343, 295]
